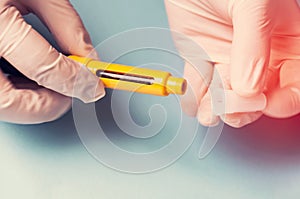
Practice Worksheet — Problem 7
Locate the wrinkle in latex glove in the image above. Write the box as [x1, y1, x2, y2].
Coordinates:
[0, 0, 105, 124]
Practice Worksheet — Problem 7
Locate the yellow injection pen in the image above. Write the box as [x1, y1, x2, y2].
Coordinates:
[69, 55, 187, 96]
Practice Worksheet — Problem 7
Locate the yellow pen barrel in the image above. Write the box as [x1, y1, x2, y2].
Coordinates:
[69, 55, 187, 96]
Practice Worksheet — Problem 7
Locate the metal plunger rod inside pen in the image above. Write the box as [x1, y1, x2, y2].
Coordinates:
[95, 69, 155, 85]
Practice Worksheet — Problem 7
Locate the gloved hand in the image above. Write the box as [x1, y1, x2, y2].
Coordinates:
[165, 0, 300, 128]
[0, 0, 105, 124]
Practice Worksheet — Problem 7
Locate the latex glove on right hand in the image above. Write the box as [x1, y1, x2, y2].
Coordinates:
[165, 0, 300, 128]
[0, 0, 105, 124]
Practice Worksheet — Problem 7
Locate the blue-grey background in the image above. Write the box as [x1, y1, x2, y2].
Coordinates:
[1, 0, 300, 198]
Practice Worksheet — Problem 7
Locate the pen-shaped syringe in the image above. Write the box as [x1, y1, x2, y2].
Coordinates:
[69, 55, 187, 96]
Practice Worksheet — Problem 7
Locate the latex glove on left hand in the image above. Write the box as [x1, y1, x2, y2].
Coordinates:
[165, 0, 300, 128]
[0, 0, 105, 124]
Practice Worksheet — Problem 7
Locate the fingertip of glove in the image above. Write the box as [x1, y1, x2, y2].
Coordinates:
[87, 50, 100, 61]
[70, 62, 106, 103]
[80, 80, 106, 103]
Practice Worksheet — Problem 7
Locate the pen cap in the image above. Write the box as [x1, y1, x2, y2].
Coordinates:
[166, 76, 187, 95]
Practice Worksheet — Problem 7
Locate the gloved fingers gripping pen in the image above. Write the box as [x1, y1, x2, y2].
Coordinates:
[69, 56, 187, 96]
[0, 0, 105, 124]
[0, 0, 104, 103]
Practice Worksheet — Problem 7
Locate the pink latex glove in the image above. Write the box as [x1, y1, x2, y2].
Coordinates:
[165, 0, 300, 128]
[0, 0, 105, 124]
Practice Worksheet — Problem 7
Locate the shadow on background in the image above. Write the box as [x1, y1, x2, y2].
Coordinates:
[0, 92, 113, 154]
[218, 114, 300, 166]
[4, 110, 80, 151]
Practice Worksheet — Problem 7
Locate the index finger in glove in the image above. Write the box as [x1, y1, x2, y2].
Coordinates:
[230, 0, 276, 97]
[165, 0, 214, 117]
[23, 0, 99, 59]
[0, 5, 104, 103]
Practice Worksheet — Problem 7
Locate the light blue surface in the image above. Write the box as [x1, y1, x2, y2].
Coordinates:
[1, 0, 300, 198]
